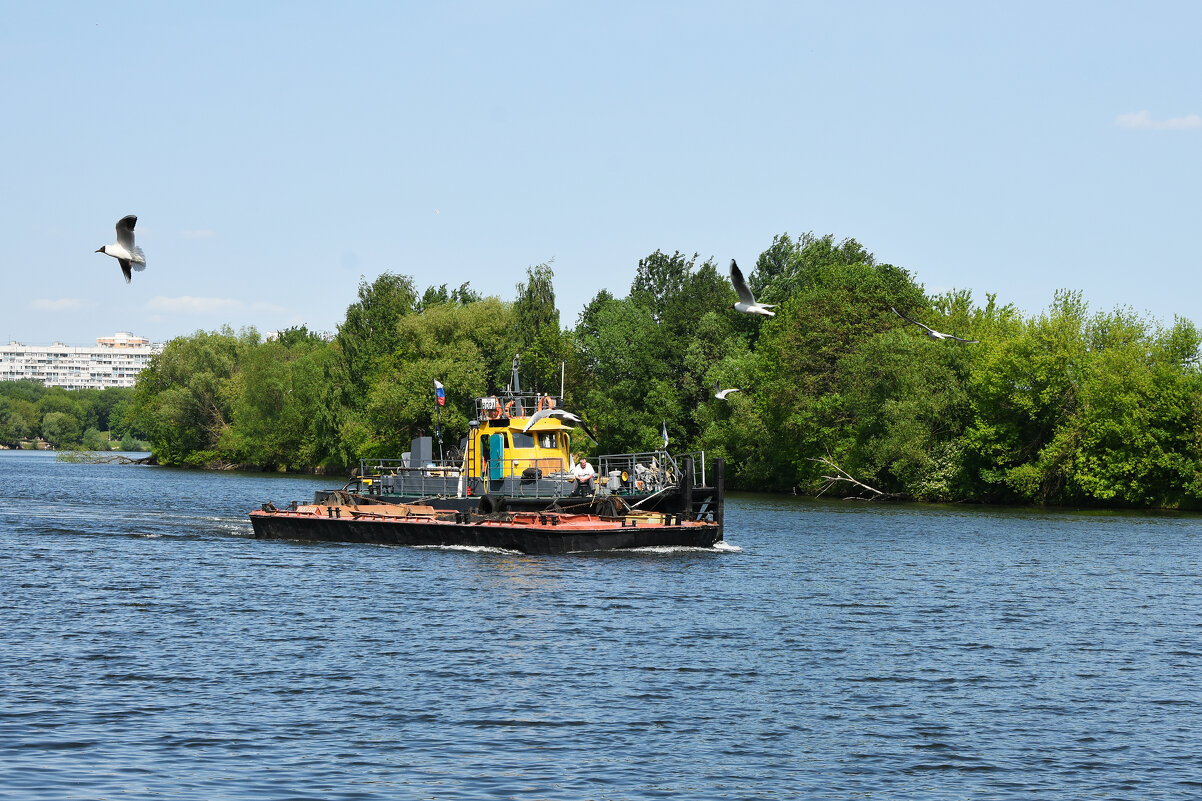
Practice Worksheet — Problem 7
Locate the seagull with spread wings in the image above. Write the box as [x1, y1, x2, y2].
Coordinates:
[714, 380, 742, 400]
[521, 407, 598, 441]
[729, 259, 775, 317]
[95, 215, 147, 283]
[522, 407, 583, 432]
[890, 306, 978, 343]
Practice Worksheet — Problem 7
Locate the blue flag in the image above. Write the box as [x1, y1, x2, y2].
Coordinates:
[434, 379, 445, 406]
[662, 420, 669, 450]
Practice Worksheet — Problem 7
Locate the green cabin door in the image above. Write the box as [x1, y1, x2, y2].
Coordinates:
[489, 433, 505, 481]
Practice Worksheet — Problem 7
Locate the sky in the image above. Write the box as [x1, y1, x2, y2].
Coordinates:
[2, 1, 1200, 346]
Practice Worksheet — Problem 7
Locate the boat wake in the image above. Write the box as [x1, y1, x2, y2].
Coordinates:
[608, 542, 742, 555]
[412, 544, 523, 555]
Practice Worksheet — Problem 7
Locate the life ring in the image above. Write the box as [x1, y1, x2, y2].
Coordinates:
[538, 395, 556, 411]
[486, 396, 501, 419]
[504, 400, 517, 417]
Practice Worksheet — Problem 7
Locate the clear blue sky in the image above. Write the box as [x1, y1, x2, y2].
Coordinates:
[3, 1, 1199, 345]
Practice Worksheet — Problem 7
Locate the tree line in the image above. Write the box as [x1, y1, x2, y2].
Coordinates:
[120, 232, 1202, 508]
[0, 381, 147, 451]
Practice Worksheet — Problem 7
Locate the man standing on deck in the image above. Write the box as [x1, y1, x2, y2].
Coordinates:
[570, 456, 596, 496]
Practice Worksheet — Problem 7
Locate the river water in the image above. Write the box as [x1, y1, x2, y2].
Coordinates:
[1, 449, 1200, 799]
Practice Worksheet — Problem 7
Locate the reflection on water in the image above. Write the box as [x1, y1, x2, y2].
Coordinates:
[2, 450, 1201, 799]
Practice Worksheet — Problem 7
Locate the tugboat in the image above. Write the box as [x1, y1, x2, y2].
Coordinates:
[250, 356, 725, 552]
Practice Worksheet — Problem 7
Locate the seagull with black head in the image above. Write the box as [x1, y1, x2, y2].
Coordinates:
[95, 215, 146, 283]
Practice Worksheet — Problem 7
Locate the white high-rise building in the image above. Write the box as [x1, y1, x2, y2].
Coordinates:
[0, 333, 165, 390]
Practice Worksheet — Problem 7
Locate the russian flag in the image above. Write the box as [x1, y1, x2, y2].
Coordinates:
[434, 379, 445, 406]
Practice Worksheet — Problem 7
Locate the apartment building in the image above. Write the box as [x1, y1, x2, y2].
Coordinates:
[0, 332, 164, 390]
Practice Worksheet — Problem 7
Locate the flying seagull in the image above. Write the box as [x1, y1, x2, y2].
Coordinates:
[520, 407, 598, 441]
[890, 307, 978, 343]
[714, 380, 741, 400]
[522, 407, 584, 432]
[95, 215, 146, 283]
[729, 259, 775, 317]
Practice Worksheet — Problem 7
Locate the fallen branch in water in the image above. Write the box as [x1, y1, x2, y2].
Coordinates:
[56, 451, 155, 465]
[810, 456, 900, 501]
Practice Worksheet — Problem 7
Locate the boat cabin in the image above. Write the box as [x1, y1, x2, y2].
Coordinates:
[469, 392, 574, 487]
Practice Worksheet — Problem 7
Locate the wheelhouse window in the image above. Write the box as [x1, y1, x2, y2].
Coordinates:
[511, 432, 534, 449]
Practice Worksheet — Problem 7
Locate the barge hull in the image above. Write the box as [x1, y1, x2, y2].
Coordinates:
[249, 512, 721, 555]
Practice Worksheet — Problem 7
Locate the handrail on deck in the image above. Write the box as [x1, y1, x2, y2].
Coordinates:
[359, 456, 464, 476]
[595, 450, 708, 489]
[475, 392, 565, 420]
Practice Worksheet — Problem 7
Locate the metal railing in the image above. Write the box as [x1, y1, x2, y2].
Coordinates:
[354, 455, 575, 500]
[596, 451, 673, 494]
[504, 457, 572, 498]
[676, 451, 707, 488]
[358, 456, 465, 475]
[354, 456, 466, 498]
[594, 450, 709, 494]
[352, 450, 711, 501]
[475, 392, 564, 421]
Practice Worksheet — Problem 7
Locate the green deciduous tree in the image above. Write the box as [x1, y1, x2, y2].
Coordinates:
[0, 397, 31, 446]
[361, 298, 515, 459]
[752, 238, 927, 491]
[838, 329, 974, 500]
[81, 427, 108, 451]
[218, 337, 332, 470]
[964, 291, 1089, 502]
[574, 251, 744, 456]
[513, 262, 565, 393]
[319, 273, 419, 466]
[41, 411, 81, 448]
[129, 328, 250, 466]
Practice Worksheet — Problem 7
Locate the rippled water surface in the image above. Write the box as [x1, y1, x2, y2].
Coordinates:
[2, 450, 1202, 799]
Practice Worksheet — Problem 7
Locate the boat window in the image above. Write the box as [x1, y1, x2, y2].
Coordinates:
[538, 433, 556, 450]
[512, 432, 534, 449]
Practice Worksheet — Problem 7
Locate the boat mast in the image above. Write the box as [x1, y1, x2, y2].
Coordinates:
[508, 353, 521, 395]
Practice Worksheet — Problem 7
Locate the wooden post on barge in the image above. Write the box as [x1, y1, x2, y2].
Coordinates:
[714, 457, 725, 538]
[681, 456, 693, 520]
